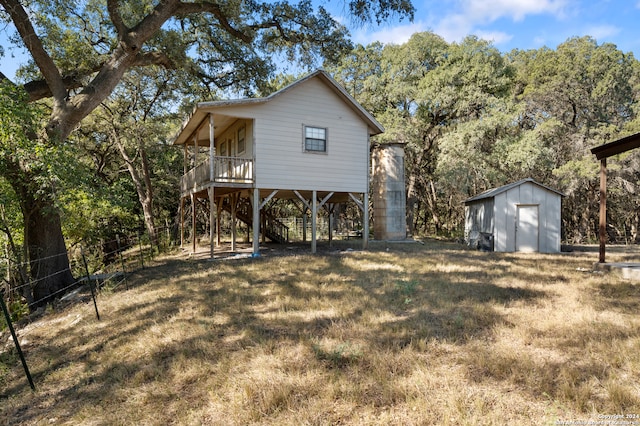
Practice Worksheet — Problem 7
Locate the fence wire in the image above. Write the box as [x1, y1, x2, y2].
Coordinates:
[0, 225, 179, 392]
[1, 224, 176, 315]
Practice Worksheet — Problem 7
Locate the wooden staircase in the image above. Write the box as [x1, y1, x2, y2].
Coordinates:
[221, 197, 289, 244]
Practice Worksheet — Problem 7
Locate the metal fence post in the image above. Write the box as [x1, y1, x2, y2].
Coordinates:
[80, 247, 100, 321]
[0, 290, 35, 390]
[137, 232, 145, 269]
[115, 235, 128, 290]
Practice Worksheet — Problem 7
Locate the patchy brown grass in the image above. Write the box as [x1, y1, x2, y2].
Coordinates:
[2, 240, 640, 425]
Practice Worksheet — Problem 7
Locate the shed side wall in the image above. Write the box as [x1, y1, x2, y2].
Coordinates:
[542, 191, 561, 253]
[494, 193, 507, 251]
[464, 199, 494, 246]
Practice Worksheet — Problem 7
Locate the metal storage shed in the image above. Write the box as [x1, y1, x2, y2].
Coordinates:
[463, 178, 564, 253]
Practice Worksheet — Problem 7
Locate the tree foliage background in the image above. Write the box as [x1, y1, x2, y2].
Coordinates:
[1, 0, 640, 307]
[329, 33, 640, 243]
[0, 0, 413, 305]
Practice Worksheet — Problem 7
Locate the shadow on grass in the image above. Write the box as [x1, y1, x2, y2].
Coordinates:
[593, 281, 640, 314]
[3, 242, 610, 424]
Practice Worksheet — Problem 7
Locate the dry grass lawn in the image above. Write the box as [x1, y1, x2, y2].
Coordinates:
[2, 240, 640, 425]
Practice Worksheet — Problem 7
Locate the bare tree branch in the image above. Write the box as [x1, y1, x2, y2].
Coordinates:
[131, 51, 176, 69]
[23, 74, 90, 102]
[107, 0, 128, 38]
[174, 1, 252, 43]
[0, 0, 66, 101]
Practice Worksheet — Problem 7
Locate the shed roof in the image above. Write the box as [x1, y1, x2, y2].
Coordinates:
[172, 69, 384, 146]
[463, 178, 565, 204]
[591, 132, 640, 160]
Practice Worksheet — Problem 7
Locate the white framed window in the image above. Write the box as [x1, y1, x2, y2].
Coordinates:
[304, 125, 327, 153]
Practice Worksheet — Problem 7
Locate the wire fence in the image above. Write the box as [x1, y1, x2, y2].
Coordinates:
[2, 226, 175, 312]
[0, 224, 178, 390]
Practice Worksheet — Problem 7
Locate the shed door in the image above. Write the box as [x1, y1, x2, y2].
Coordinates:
[516, 205, 539, 252]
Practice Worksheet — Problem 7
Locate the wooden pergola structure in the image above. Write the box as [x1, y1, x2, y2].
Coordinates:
[591, 132, 640, 263]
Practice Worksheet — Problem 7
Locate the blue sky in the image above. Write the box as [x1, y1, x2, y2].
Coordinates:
[335, 0, 640, 54]
[1, 0, 639, 80]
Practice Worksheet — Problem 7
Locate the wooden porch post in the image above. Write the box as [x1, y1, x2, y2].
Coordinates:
[364, 133, 370, 250]
[363, 191, 369, 249]
[194, 135, 198, 169]
[180, 196, 185, 248]
[216, 200, 222, 247]
[253, 188, 260, 256]
[183, 145, 188, 175]
[191, 193, 196, 253]
[327, 204, 333, 247]
[599, 158, 607, 263]
[209, 188, 215, 258]
[302, 214, 307, 242]
[231, 193, 238, 251]
[209, 114, 215, 180]
[312, 190, 317, 254]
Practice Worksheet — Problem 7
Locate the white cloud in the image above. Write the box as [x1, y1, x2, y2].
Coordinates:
[431, 0, 572, 43]
[464, 0, 570, 22]
[584, 24, 621, 40]
[343, 0, 574, 48]
[533, 36, 548, 46]
[433, 13, 474, 43]
[352, 21, 428, 45]
[474, 30, 514, 45]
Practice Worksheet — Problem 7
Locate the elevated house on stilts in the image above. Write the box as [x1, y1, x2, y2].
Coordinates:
[173, 70, 385, 257]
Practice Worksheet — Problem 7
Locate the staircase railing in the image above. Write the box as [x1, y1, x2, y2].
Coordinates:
[223, 198, 289, 244]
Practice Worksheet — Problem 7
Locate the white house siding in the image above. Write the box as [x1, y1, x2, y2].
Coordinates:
[208, 78, 369, 193]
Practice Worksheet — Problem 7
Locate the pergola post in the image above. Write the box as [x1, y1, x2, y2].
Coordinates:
[599, 158, 607, 263]
[591, 132, 640, 264]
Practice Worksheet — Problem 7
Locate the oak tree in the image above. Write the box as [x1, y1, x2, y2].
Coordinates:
[0, 0, 414, 305]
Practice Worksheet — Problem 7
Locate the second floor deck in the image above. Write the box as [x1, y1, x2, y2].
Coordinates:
[181, 156, 254, 195]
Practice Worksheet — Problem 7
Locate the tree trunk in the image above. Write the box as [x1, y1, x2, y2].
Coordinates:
[0, 207, 35, 306]
[26, 200, 75, 307]
[405, 153, 422, 237]
[114, 133, 158, 246]
[4, 160, 74, 308]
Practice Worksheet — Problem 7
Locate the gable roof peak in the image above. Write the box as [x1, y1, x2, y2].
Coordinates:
[463, 178, 565, 204]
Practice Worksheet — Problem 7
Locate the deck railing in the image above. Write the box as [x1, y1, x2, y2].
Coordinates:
[180, 156, 254, 193]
